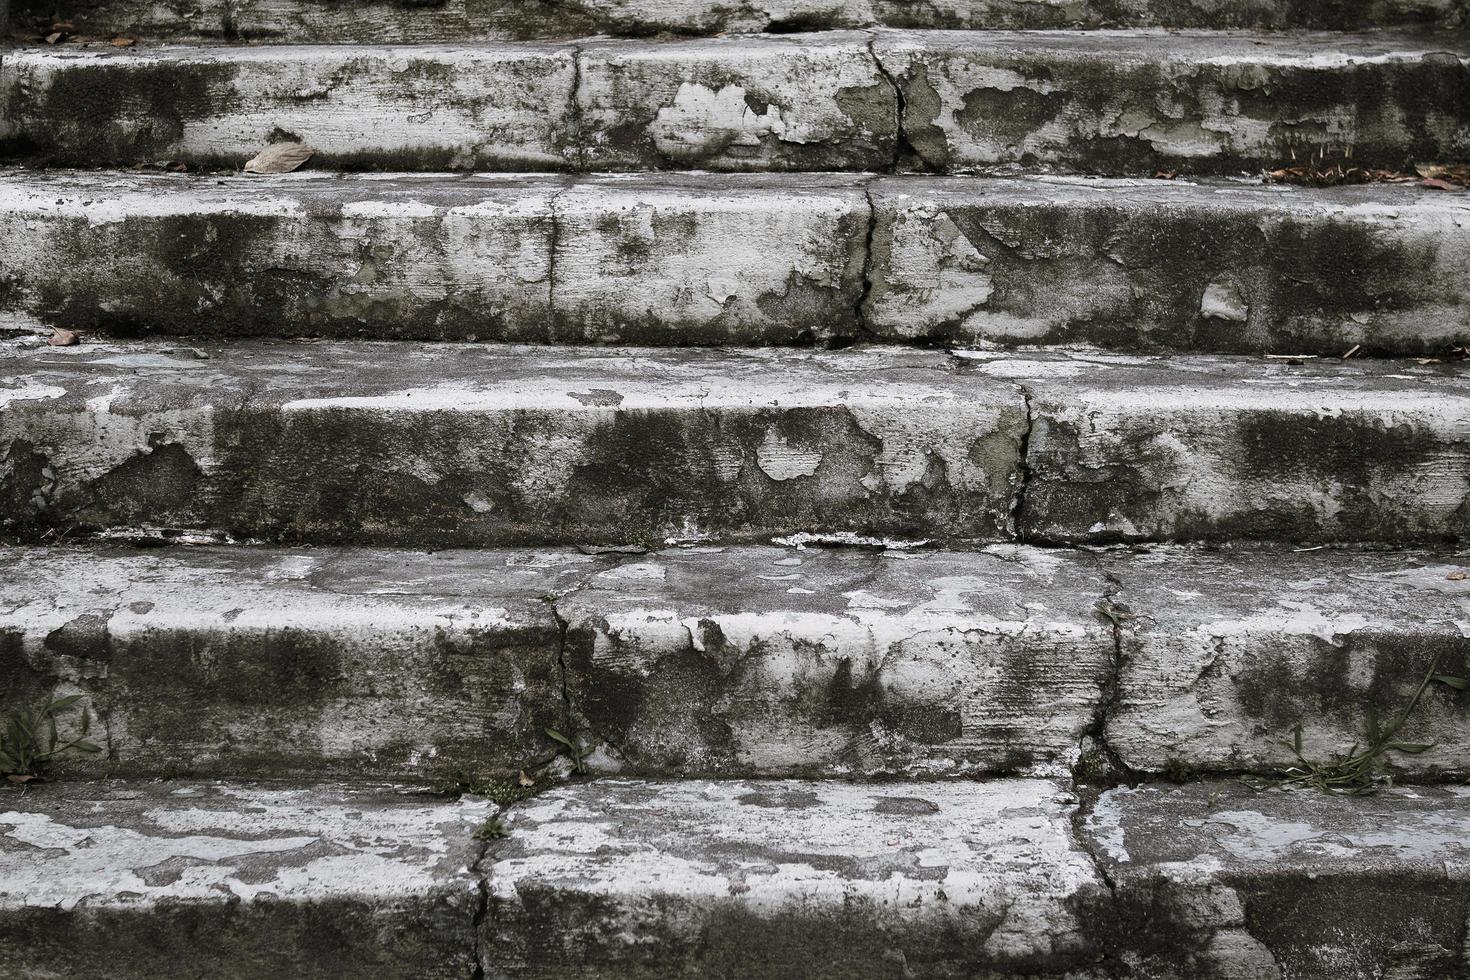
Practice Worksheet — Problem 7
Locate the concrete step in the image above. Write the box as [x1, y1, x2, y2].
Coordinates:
[2, 340, 1467, 546]
[3, 542, 1465, 782]
[3, 31, 1467, 173]
[10, 0, 1467, 43]
[5, 777, 1469, 978]
[0, 779, 492, 979]
[3, 171, 1468, 355]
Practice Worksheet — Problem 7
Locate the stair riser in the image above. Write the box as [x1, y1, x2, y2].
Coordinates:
[4, 174, 1467, 355]
[11, 0, 1467, 42]
[4, 33, 1466, 173]
[4, 345, 1468, 545]
[5, 545, 1466, 783]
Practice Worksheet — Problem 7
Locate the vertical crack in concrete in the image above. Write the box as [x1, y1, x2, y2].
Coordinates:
[546, 184, 569, 328]
[1075, 558, 1135, 789]
[467, 834, 493, 980]
[865, 31, 908, 173]
[1011, 382, 1035, 543]
[852, 181, 881, 344]
[547, 598, 574, 734]
[568, 43, 587, 172]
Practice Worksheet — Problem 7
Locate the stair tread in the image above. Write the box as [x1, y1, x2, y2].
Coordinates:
[2, 168, 1467, 353]
[10, 0, 1466, 42]
[2, 339, 1466, 546]
[3, 29, 1466, 172]
[0, 779, 489, 978]
[4, 775, 1468, 977]
[3, 541, 1466, 781]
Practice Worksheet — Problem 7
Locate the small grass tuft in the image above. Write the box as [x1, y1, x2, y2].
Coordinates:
[0, 696, 103, 783]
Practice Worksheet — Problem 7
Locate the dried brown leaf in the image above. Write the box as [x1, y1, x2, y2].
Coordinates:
[111, 36, 135, 47]
[1450, 571, 1468, 581]
[243, 141, 315, 175]
[47, 328, 79, 347]
[1419, 178, 1458, 191]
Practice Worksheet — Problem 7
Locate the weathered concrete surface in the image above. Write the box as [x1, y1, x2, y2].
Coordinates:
[0, 340, 1025, 546]
[1085, 781, 1470, 979]
[576, 33, 897, 171]
[0, 545, 609, 781]
[965, 351, 1470, 543]
[5, 170, 1469, 354]
[866, 176, 1470, 356]
[0, 780, 491, 979]
[1101, 546, 1470, 779]
[875, 29, 1470, 174]
[557, 544, 1113, 778]
[0, 43, 580, 170]
[485, 778, 1108, 978]
[0, 170, 561, 341]
[7, 31, 1465, 173]
[550, 174, 869, 343]
[11, 0, 1466, 42]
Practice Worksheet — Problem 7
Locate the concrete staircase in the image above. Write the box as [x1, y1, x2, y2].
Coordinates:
[1, 0, 1468, 976]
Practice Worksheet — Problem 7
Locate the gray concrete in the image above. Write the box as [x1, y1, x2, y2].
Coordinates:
[876, 29, 1470, 174]
[0, 780, 491, 979]
[0, 545, 603, 781]
[865, 176, 1470, 355]
[963, 350, 1470, 544]
[9, 0, 1466, 42]
[0, 339, 1026, 546]
[1087, 781, 1470, 979]
[0, 43, 581, 170]
[2, 170, 1467, 354]
[2, 542, 1465, 782]
[556, 544, 1114, 777]
[484, 777, 1108, 978]
[5, 776, 1470, 977]
[1103, 547, 1470, 780]
[3, 341, 1468, 546]
[4, 31, 1466, 172]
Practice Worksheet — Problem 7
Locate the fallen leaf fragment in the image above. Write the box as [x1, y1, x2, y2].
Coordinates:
[243, 141, 315, 175]
[1450, 570, 1468, 581]
[517, 769, 535, 787]
[1341, 344, 1360, 359]
[1420, 178, 1457, 191]
[111, 36, 135, 46]
[44, 32, 62, 43]
[48, 328, 79, 346]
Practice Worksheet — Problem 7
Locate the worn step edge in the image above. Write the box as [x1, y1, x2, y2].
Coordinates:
[2, 341, 1467, 547]
[2, 170, 1468, 355]
[0, 779, 492, 979]
[3, 541, 1466, 782]
[2, 30, 1467, 173]
[10, 0, 1468, 44]
[4, 777, 1468, 978]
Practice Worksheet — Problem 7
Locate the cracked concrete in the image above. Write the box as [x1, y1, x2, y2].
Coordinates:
[2, 30, 1466, 173]
[9, 0, 1468, 42]
[3, 541, 1465, 784]
[2, 170, 1467, 354]
[6, 776, 1470, 977]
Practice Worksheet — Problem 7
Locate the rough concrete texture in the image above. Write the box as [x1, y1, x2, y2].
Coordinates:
[0, 43, 580, 170]
[1100, 546, 1470, 779]
[10, 0, 1466, 42]
[0, 545, 611, 781]
[485, 778, 1108, 978]
[963, 351, 1470, 543]
[1087, 781, 1470, 979]
[8, 31, 1465, 172]
[3, 170, 1468, 354]
[2, 541, 1464, 783]
[0, 780, 491, 979]
[549, 174, 869, 343]
[556, 544, 1114, 778]
[865, 176, 1470, 355]
[0, 339, 1026, 546]
[875, 29, 1470, 174]
[576, 32, 897, 171]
